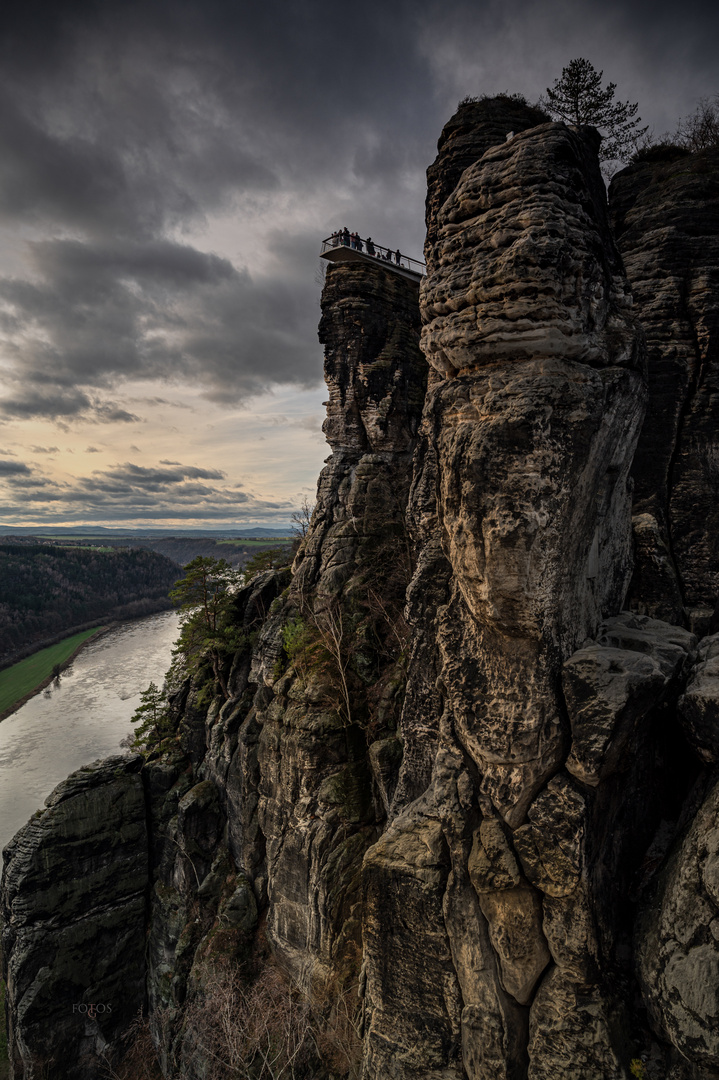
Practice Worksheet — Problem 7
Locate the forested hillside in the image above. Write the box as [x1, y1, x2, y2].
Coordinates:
[0, 544, 180, 666]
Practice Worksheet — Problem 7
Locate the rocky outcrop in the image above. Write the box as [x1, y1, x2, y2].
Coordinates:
[145, 258, 426, 1076]
[679, 633, 719, 763]
[637, 774, 719, 1074]
[361, 107, 651, 1080]
[1, 756, 147, 1080]
[610, 146, 719, 632]
[425, 95, 550, 252]
[3, 99, 719, 1080]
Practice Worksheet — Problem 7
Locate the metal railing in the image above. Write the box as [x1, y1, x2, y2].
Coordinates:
[321, 234, 426, 276]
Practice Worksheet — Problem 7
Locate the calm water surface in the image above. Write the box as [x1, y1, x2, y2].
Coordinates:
[0, 610, 180, 852]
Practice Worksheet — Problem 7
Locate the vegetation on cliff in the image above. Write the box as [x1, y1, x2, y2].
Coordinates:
[0, 543, 180, 667]
[540, 57, 647, 163]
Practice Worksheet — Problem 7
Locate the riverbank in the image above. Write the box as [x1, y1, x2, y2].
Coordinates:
[0, 626, 112, 723]
[0, 595, 175, 673]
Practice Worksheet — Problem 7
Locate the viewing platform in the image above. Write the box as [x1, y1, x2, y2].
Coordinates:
[320, 233, 426, 283]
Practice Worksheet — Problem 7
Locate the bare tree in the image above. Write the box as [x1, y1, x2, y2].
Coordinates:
[180, 960, 317, 1080]
[673, 96, 719, 151]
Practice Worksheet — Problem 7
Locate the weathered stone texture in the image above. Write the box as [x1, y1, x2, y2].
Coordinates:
[425, 96, 550, 254]
[679, 633, 719, 763]
[1, 755, 148, 1080]
[610, 146, 719, 630]
[423, 122, 640, 377]
[411, 111, 646, 838]
[637, 775, 719, 1071]
[361, 99, 649, 1080]
[563, 613, 696, 786]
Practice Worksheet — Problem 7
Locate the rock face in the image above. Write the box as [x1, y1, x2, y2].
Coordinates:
[610, 146, 719, 632]
[3, 99, 719, 1080]
[362, 108, 648, 1080]
[1, 756, 147, 1080]
[637, 774, 719, 1073]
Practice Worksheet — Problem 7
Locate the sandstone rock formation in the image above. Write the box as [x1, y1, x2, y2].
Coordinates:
[1, 756, 147, 1079]
[610, 146, 719, 633]
[3, 98, 719, 1080]
[637, 773, 719, 1075]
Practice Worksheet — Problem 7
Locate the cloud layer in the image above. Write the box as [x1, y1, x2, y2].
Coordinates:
[0, 457, 291, 524]
[1, 0, 717, 524]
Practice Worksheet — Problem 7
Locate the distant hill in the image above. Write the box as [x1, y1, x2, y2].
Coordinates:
[0, 535, 294, 573]
[0, 544, 181, 668]
[96, 536, 292, 571]
[0, 525, 294, 538]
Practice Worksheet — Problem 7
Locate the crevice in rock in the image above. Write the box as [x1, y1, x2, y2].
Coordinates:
[665, 284, 708, 613]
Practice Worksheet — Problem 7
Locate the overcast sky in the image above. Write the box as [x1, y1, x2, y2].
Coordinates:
[0, 0, 715, 529]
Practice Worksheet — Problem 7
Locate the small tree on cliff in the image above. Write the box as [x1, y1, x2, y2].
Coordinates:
[170, 556, 244, 700]
[541, 58, 647, 164]
[129, 681, 170, 750]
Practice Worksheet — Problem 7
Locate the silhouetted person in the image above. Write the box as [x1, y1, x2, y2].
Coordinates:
[366, 237, 375, 255]
[342, 227, 350, 245]
[394, 249, 401, 265]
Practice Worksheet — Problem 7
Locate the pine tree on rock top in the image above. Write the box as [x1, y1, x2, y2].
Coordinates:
[541, 57, 648, 166]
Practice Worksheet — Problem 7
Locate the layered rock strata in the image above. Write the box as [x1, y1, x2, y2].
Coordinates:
[361, 109, 651, 1080]
[1, 756, 148, 1080]
[610, 146, 719, 632]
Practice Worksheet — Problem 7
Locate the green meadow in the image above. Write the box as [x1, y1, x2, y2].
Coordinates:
[0, 628, 101, 717]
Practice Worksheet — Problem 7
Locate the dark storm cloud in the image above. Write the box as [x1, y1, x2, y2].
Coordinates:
[0, 237, 321, 418]
[0, 459, 31, 476]
[417, 0, 719, 138]
[0, 0, 443, 421]
[0, 0, 717, 433]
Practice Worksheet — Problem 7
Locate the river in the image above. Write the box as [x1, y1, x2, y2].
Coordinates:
[0, 609, 180, 853]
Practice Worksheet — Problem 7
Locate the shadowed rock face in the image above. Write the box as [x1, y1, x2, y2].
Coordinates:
[1, 756, 148, 1080]
[637, 773, 719, 1073]
[610, 147, 719, 632]
[253, 261, 427, 984]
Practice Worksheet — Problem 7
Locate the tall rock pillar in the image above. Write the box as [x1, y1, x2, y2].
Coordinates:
[251, 257, 427, 987]
[361, 100, 647, 1080]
